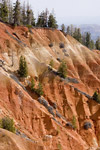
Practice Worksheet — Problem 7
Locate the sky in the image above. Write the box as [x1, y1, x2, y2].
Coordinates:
[12, 0, 100, 25]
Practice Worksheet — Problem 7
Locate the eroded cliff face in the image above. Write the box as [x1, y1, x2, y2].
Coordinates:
[0, 22, 100, 149]
[0, 71, 89, 150]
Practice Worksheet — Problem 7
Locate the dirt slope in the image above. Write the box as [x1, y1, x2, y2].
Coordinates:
[0, 128, 44, 150]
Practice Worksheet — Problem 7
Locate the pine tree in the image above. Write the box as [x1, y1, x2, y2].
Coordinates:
[95, 37, 100, 50]
[90, 40, 95, 50]
[8, 1, 13, 24]
[77, 28, 82, 43]
[13, 0, 21, 25]
[31, 10, 35, 26]
[66, 26, 70, 35]
[0, 0, 8, 22]
[48, 13, 58, 29]
[70, 24, 74, 36]
[26, 3, 32, 26]
[61, 24, 66, 33]
[44, 8, 49, 27]
[73, 28, 82, 43]
[82, 33, 86, 45]
[73, 28, 78, 39]
[36, 13, 43, 27]
[58, 60, 67, 78]
[21, 1, 26, 25]
[36, 10, 48, 27]
[18, 56, 28, 77]
[85, 32, 91, 48]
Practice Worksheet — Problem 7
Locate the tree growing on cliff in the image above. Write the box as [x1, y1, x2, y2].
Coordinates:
[90, 40, 95, 50]
[58, 60, 67, 78]
[61, 24, 66, 33]
[18, 56, 28, 77]
[77, 28, 82, 43]
[85, 32, 91, 48]
[8, 0, 13, 24]
[36, 82, 44, 96]
[0, 0, 8, 22]
[26, 3, 32, 26]
[48, 13, 58, 29]
[21, 1, 26, 25]
[31, 10, 35, 26]
[13, 0, 21, 25]
[36, 12, 44, 27]
[36, 9, 49, 27]
[95, 37, 100, 50]
[31, 78, 35, 90]
[66, 26, 70, 35]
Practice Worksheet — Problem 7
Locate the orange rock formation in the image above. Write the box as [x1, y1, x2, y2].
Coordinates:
[0, 22, 100, 150]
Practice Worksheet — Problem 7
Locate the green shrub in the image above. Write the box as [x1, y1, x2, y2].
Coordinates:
[31, 78, 35, 90]
[36, 82, 44, 96]
[18, 56, 28, 77]
[93, 91, 100, 103]
[59, 43, 65, 48]
[58, 60, 67, 78]
[0, 117, 15, 133]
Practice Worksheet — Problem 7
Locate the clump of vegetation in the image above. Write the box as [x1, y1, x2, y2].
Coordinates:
[92, 91, 100, 103]
[58, 60, 67, 78]
[83, 122, 92, 130]
[31, 78, 35, 90]
[49, 43, 53, 47]
[36, 82, 44, 96]
[72, 116, 77, 129]
[59, 42, 65, 48]
[30, 79, 44, 96]
[18, 56, 28, 78]
[49, 59, 54, 68]
[0, 117, 15, 133]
